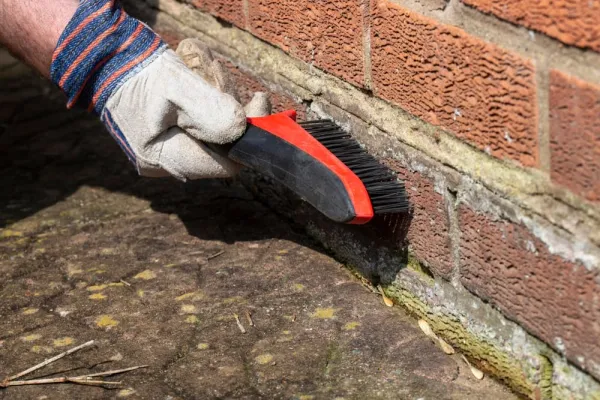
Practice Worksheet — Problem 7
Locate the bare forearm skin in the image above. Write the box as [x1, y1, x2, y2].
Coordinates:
[0, 0, 79, 78]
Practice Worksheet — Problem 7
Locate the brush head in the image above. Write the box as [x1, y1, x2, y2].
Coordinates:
[299, 120, 409, 215]
[230, 111, 408, 224]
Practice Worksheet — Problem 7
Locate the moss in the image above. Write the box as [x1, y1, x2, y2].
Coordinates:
[323, 341, 342, 377]
[553, 386, 600, 400]
[0, 229, 23, 238]
[382, 284, 539, 398]
[588, 392, 600, 400]
[538, 355, 553, 399]
[405, 254, 435, 284]
[341, 263, 378, 289]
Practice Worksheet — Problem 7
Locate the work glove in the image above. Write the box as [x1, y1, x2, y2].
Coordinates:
[50, 0, 270, 180]
[175, 39, 271, 119]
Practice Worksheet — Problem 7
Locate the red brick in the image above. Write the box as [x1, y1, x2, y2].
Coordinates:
[248, 0, 365, 87]
[391, 163, 453, 279]
[459, 206, 600, 378]
[222, 60, 307, 120]
[131, 2, 186, 48]
[370, 0, 538, 167]
[549, 71, 600, 203]
[154, 26, 186, 48]
[190, 0, 246, 28]
[462, 0, 600, 53]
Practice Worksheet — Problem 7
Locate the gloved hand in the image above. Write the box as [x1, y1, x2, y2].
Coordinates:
[50, 0, 270, 180]
[175, 39, 271, 119]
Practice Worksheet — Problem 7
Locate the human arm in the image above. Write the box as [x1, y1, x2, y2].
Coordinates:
[0, 0, 269, 180]
[0, 0, 78, 78]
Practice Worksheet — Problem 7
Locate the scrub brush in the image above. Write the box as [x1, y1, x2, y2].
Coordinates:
[226, 109, 408, 224]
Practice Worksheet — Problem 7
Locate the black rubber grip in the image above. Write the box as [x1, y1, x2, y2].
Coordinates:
[228, 124, 357, 223]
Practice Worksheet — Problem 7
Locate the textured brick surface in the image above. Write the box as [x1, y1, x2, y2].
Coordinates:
[126, 0, 185, 48]
[248, 0, 365, 87]
[459, 206, 600, 378]
[392, 164, 453, 279]
[153, 24, 186, 48]
[462, 0, 600, 52]
[190, 0, 246, 28]
[550, 71, 600, 203]
[370, 0, 538, 167]
[222, 60, 307, 121]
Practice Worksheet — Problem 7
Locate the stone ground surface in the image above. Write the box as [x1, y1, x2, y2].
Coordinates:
[0, 53, 518, 399]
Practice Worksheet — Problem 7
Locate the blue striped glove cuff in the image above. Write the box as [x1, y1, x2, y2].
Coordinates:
[50, 0, 167, 115]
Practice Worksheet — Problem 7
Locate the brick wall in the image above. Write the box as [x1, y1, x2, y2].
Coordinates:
[370, 1, 539, 166]
[126, 0, 600, 397]
[462, 0, 600, 52]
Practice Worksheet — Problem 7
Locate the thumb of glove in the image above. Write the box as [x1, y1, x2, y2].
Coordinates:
[176, 38, 239, 101]
[176, 38, 272, 117]
[244, 92, 272, 117]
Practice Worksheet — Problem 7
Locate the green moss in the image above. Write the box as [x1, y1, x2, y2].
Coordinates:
[553, 386, 600, 400]
[405, 254, 435, 284]
[382, 284, 539, 399]
[323, 341, 342, 377]
[538, 355, 553, 399]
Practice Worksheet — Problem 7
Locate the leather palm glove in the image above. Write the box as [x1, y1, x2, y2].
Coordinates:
[50, 0, 269, 180]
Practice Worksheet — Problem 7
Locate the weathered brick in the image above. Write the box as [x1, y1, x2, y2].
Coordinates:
[190, 0, 246, 28]
[370, 0, 538, 167]
[222, 60, 306, 120]
[127, 1, 186, 48]
[390, 163, 453, 279]
[153, 25, 186, 48]
[462, 0, 600, 53]
[459, 206, 600, 378]
[550, 71, 600, 203]
[248, 0, 365, 87]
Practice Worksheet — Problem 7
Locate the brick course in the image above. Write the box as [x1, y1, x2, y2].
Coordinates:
[222, 60, 307, 120]
[462, 0, 600, 52]
[459, 206, 600, 377]
[248, 0, 365, 87]
[153, 25, 186, 48]
[190, 0, 246, 28]
[392, 164, 453, 279]
[370, 0, 538, 167]
[550, 71, 600, 203]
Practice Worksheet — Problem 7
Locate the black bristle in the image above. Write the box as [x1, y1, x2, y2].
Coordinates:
[299, 120, 409, 215]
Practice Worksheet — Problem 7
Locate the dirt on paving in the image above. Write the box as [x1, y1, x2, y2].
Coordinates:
[0, 51, 518, 400]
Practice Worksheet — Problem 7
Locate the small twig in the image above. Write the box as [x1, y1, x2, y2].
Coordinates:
[207, 250, 224, 260]
[360, 281, 379, 294]
[5, 340, 95, 382]
[69, 378, 122, 386]
[1, 340, 147, 389]
[78, 365, 148, 378]
[119, 279, 131, 287]
[3, 377, 121, 387]
[233, 314, 246, 334]
[84, 358, 115, 370]
[30, 358, 113, 380]
[1, 366, 147, 388]
[245, 311, 254, 327]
